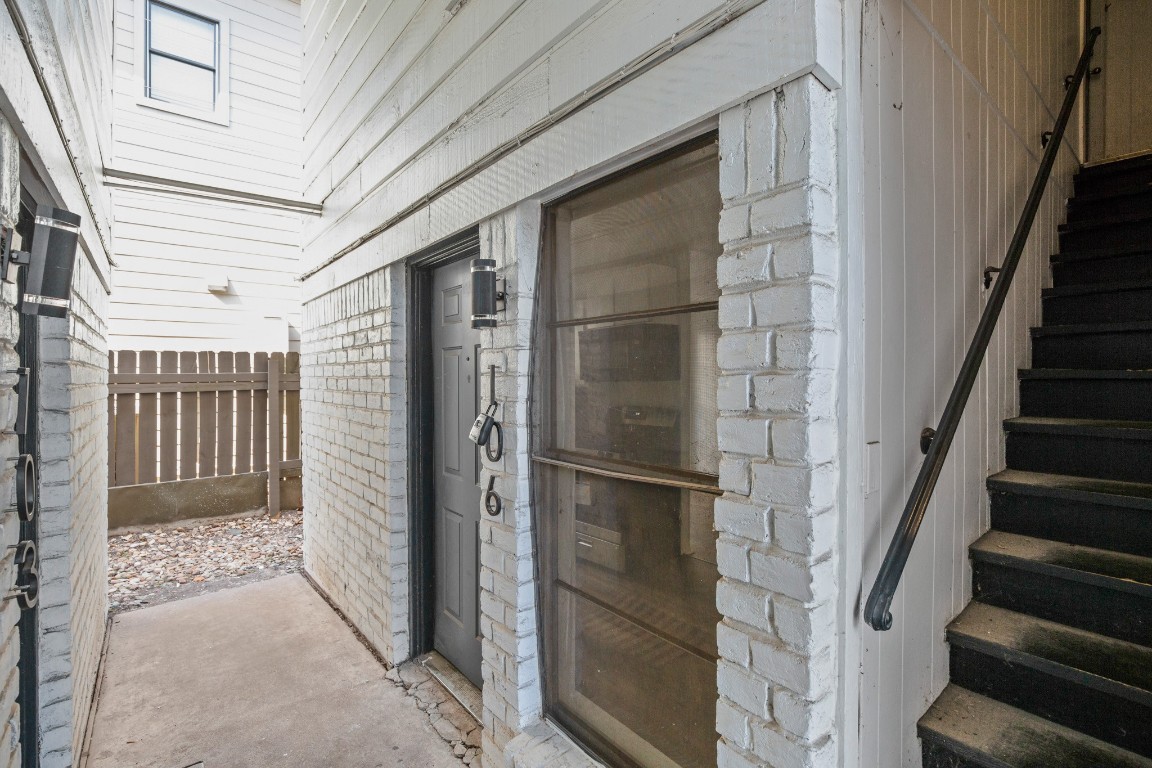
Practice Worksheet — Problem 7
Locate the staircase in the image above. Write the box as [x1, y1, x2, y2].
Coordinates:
[918, 153, 1152, 767]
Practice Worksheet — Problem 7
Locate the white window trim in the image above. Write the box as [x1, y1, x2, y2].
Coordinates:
[133, 0, 231, 126]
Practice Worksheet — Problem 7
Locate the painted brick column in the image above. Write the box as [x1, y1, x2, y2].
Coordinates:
[714, 74, 841, 768]
[474, 203, 549, 766]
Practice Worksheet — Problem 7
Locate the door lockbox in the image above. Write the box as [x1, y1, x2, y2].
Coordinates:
[469, 402, 498, 446]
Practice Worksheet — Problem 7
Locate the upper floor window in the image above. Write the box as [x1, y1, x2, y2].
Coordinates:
[135, 0, 230, 124]
[146, 2, 217, 110]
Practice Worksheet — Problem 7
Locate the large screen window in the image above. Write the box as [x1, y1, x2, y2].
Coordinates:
[534, 138, 723, 768]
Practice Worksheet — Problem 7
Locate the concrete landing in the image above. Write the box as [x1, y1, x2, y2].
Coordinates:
[84, 574, 461, 768]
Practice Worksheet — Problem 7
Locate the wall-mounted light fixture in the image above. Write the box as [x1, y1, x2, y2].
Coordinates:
[470, 257, 505, 329]
[2, 205, 81, 318]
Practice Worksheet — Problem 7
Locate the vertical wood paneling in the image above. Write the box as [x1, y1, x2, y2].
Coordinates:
[859, 1, 1082, 765]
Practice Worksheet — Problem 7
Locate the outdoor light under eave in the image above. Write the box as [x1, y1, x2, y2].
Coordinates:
[470, 257, 505, 329]
[2, 205, 81, 318]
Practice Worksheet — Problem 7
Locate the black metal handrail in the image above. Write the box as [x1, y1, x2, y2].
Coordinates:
[864, 26, 1102, 632]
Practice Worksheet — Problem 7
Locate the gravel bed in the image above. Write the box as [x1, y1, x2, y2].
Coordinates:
[108, 510, 303, 614]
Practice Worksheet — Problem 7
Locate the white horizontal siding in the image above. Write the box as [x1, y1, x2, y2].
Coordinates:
[857, 1, 1083, 765]
[108, 189, 302, 352]
[110, 0, 304, 199]
[298, 0, 838, 282]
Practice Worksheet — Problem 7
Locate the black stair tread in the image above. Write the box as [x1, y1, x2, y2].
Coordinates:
[1043, 279, 1152, 298]
[971, 531, 1152, 597]
[1032, 320, 1152, 337]
[1003, 416, 1152, 440]
[1068, 183, 1152, 205]
[1079, 151, 1152, 177]
[1058, 210, 1152, 233]
[918, 686, 1152, 768]
[1019, 368, 1152, 380]
[988, 469, 1152, 510]
[948, 603, 1152, 706]
[1051, 245, 1152, 263]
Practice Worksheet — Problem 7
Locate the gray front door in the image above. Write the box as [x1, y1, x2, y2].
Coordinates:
[431, 256, 483, 686]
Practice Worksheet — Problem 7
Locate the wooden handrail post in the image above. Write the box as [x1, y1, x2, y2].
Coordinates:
[267, 352, 283, 517]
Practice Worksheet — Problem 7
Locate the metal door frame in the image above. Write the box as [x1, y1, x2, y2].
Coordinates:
[406, 227, 481, 659]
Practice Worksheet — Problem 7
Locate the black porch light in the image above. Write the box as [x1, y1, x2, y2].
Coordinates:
[470, 257, 505, 329]
[2, 205, 81, 318]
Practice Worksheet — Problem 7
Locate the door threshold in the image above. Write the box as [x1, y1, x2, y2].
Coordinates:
[419, 651, 483, 721]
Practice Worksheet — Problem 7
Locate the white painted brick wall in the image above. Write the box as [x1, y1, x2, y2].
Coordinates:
[36, 252, 110, 767]
[714, 74, 841, 767]
[300, 266, 410, 665]
[0, 280, 23, 768]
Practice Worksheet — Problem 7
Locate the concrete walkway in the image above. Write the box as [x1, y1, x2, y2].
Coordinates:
[84, 575, 462, 768]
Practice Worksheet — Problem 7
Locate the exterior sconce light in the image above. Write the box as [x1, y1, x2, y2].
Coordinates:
[470, 257, 505, 329]
[2, 205, 81, 318]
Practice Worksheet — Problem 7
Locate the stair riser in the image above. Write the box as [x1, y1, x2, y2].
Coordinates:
[1007, 432, 1151, 484]
[1032, 331, 1152, 369]
[950, 646, 1152, 756]
[919, 741, 987, 768]
[1020, 379, 1152, 421]
[1075, 167, 1152, 198]
[1052, 253, 1152, 286]
[1044, 288, 1152, 325]
[1060, 219, 1152, 252]
[990, 490, 1152, 557]
[1068, 189, 1152, 222]
[972, 562, 1151, 646]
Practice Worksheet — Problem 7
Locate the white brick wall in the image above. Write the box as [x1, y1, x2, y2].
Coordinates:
[0, 285, 24, 768]
[300, 266, 410, 664]
[713, 74, 841, 767]
[36, 251, 110, 767]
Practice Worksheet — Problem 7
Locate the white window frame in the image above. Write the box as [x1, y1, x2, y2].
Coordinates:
[134, 0, 231, 125]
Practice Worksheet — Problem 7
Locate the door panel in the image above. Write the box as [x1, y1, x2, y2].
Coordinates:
[1089, 1, 1152, 161]
[432, 257, 483, 686]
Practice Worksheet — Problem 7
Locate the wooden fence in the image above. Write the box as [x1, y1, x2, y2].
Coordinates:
[108, 351, 301, 515]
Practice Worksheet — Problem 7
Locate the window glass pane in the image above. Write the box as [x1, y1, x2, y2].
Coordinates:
[550, 143, 721, 323]
[537, 140, 722, 768]
[149, 2, 216, 66]
[149, 54, 215, 110]
[548, 312, 720, 477]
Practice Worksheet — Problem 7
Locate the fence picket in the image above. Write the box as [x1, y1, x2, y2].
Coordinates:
[107, 351, 116, 486]
[285, 352, 300, 462]
[235, 353, 252, 474]
[138, 351, 158, 484]
[179, 352, 197, 480]
[159, 352, 178, 481]
[197, 352, 216, 478]
[217, 352, 234, 476]
[267, 353, 283, 515]
[114, 351, 137, 486]
[253, 353, 268, 473]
